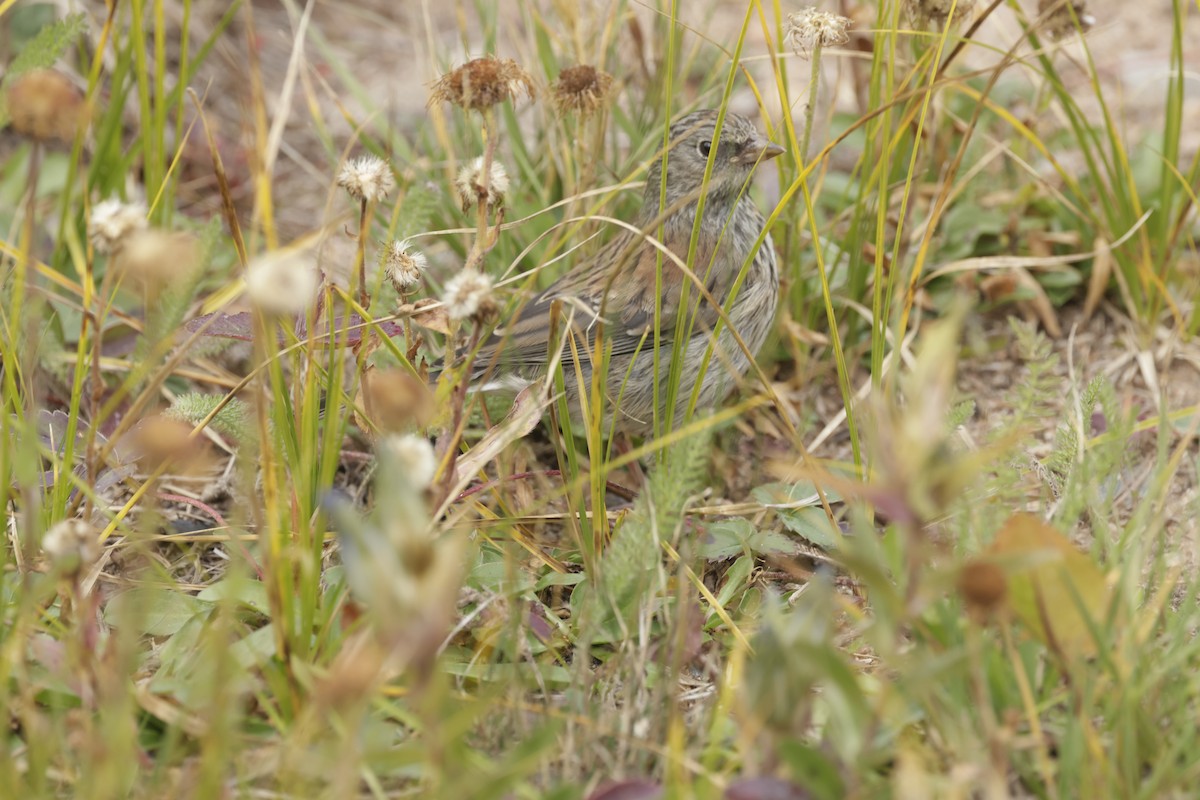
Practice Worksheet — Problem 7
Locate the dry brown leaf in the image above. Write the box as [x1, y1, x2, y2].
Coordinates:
[988, 512, 1113, 659]
[1082, 236, 1112, 321]
[1014, 267, 1062, 338]
[407, 298, 452, 335]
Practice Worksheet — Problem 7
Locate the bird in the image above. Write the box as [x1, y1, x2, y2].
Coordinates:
[468, 108, 784, 435]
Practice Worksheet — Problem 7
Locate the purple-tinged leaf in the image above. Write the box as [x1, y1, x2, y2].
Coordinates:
[587, 780, 662, 800]
[185, 312, 407, 345]
[725, 777, 811, 800]
[527, 602, 553, 642]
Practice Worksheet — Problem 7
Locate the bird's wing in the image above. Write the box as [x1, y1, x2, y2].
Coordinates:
[471, 225, 730, 377]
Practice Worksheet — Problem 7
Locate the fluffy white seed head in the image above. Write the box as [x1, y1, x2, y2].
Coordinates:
[88, 199, 148, 254]
[381, 239, 427, 293]
[785, 8, 852, 55]
[455, 156, 509, 212]
[380, 433, 438, 491]
[43, 519, 101, 575]
[442, 269, 495, 321]
[337, 155, 395, 203]
[245, 249, 319, 316]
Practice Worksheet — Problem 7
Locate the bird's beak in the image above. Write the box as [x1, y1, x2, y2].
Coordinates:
[736, 135, 786, 165]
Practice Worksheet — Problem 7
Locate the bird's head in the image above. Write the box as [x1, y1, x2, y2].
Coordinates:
[644, 109, 785, 207]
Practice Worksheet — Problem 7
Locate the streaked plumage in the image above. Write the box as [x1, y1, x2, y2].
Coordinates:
[470, 109, 783, 434]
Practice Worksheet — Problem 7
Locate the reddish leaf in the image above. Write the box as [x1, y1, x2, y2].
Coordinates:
[726, 777, 811, 800]
[588, 780, 662, 800]
[185, 312, 406, 345]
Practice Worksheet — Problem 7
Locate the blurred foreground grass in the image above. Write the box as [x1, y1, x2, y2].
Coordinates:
[1, 1, 1198, 797]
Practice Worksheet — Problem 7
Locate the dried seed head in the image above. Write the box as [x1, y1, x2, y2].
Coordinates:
[957, 559, 1008, 618]
[360, 368, 435, 433]
[455, 157, 509, 212]
[337, 155, 395, 203]
[550, 64, 615, 117]
[785, 8, 852, 56]
[112, 229, 200, 297]
[379, 433, 438, 491]
[245, 249, 319, 316]
[42, 519, 101, 576]
[380, 239, 427, 294]
[903, 0, 976, 27]
[88, 199, 148, 254]
[428, 56, 535, 112]
[129, 414, 204, 471]
[442, 269, 496, 322]
[1038, 0, 1095, 39]
[6, 69, 88, 144]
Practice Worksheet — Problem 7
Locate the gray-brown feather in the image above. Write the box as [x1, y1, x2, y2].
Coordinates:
[470, 110, 781, 433]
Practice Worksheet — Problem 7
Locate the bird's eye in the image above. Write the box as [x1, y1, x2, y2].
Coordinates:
[698, 140, 712, 158]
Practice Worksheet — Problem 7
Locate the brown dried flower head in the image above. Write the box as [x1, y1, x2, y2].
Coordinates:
[1038, 0, 1095, 40]
[957, 559, 1008, 618]
[359, 367, 435, 434]
[550, 64, 615, 116]
[380, 239, 426, 294]
[429, 56, 535, 112]
[443, 269, 496, 322]
[129, 414, 206, 473]
[88, 199, 148, 255]
[113, 229, 200, 298]
[785, 8, 852, 56]
[904, 0, 977, 27]
[455, 156, 510, 212]
[7, 69, 88, 144]
[337, 155, 395, 203]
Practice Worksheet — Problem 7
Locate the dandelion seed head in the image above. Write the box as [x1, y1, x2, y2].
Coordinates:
[337, 155, 395, 202]
[455, 157, 510, 212]
[245, 249, 319, 316]
[380, 433, 438, 491]
[785, 8, 851, 56]
[42, 519, 101, 575]
[88, 199, 148, 254]
[381, 239, 427, 293]
[442, 269, 495, 322]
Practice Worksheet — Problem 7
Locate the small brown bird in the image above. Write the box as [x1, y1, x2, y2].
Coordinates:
[472, 109, 784, 434]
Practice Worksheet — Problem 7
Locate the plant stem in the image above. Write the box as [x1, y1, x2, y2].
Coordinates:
[355, 197, 369, 308]
[800, 42, 824, 164]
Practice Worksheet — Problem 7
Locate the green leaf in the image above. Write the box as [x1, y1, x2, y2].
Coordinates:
[776, 506, 841, 550]
[167, 393, 253, 444]
[439, 658, 573, 687]
[229, 623, 277, 668]
[714, 554, 754, 610]
[752, 483, 842, 549]
[533, 570, 586, 592]
[6, 13, 87, 80]
[0, 13, 87, 126]
[752, 481, 840, 509]
[104, 587, 214, 636]
[702, 518, 798, 560]
[197, 576, 270, 614]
